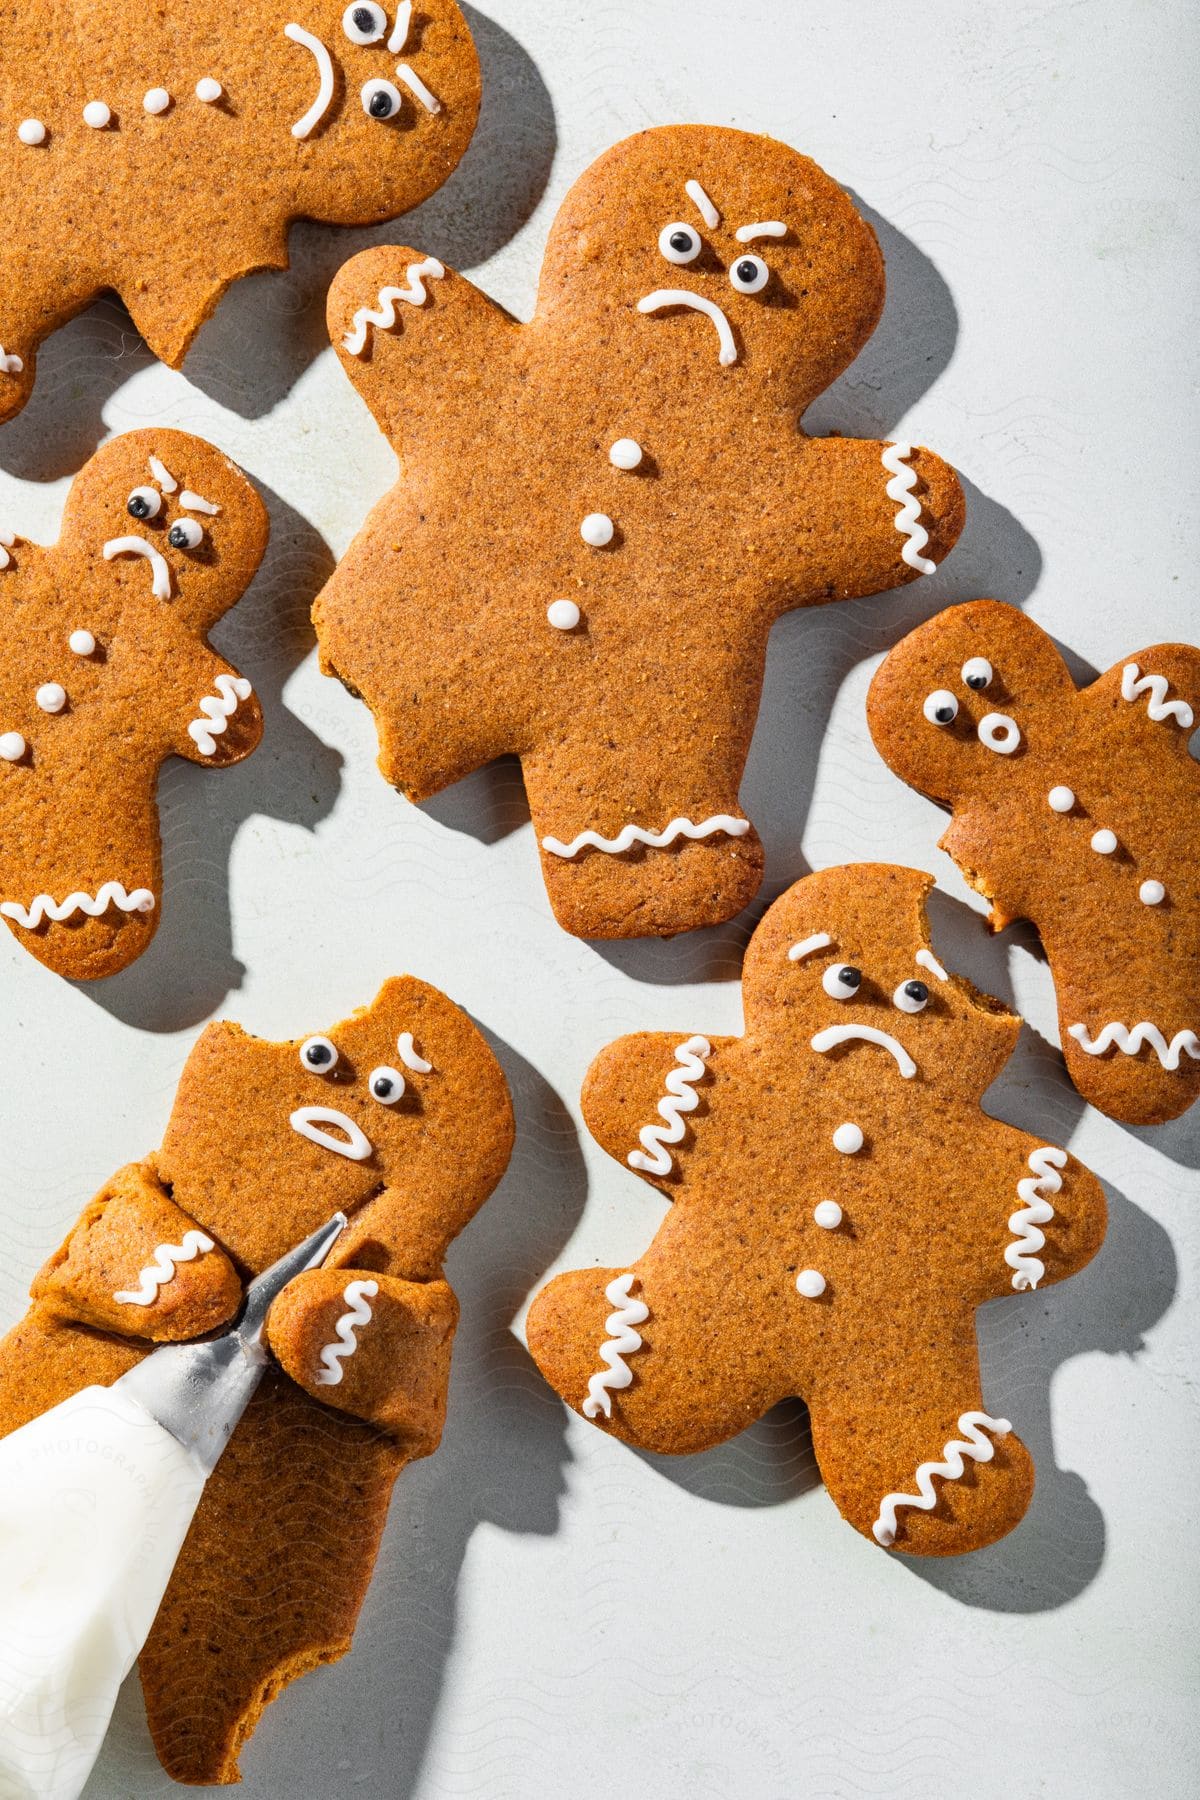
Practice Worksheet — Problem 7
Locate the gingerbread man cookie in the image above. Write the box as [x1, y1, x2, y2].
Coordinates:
[0, 429, 267, 981]
[867, 601, 1200, 1125]
[0, 0, 479, 423]
[527, 865, 1106, 1555]
[314, 126, 966, 938]
[0, 976, 514, 1782]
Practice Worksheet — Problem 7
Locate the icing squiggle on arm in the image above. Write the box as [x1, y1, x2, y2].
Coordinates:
[628, 1036, 711, 1175]
[187, 673, 253, 756]
[0, 347, 24, 375]
[542, 814, 749, 859]
[113, 1231, 215, 1306]
[284, 22, 336, 140]
[315, 1279, 379, 1385]
[881, 443, 937, 575]
[342, 258, 446, 354]
[1006, 1146, 1065, 1291]
[1120, 662, 1194, 729]
[581, 1274, 649, 1419]
[873, 1412, 1012, 1547]
[1068, 1020, 1200, 1071]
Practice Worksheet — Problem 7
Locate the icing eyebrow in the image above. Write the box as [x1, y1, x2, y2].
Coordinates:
[180, 489, 220, 515]
[148, 455, 177, 492]
[915, 947, 949, 982]
[787, 931, 832, 962]
[735, 221, 787, 242]
[395, 63, 441, 112]
[684, 179, 719, 228]
[388, 0, 412, 52]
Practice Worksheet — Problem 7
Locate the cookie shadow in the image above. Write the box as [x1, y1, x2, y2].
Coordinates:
[79, 479, 343, 1033]
[0, 297, 155, 480]
[634, 1395, 823, 1507]
[182, 4, 557, 420]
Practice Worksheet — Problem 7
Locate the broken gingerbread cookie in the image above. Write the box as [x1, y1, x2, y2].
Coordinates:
[867, 600, 1200, 1125]
[0, 0, 480, 423]
[0, 975, 513, 1783]
[526, 864, 1106, 1555]
[0, 429, 267, 981]
[314, 125, 966, 938]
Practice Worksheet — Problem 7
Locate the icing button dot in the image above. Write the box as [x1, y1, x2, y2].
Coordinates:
[0, 731, 26, 762]
[82, 101, 112, 129]
[580, 512, 614, 547]
[832, 1121, 863, 1155]
[1090, 828, 1118, 855]
[1047, 785, 1075, 813]
[36, 683, 66, 714]
[143, 88, 171, 115]
[17, 119, 46, 146]
[813, 1200, 842, 1230]
[547, 600, 581, 631]
[609, 438, 643, 470]
[796, 1268, 827, 1299]
[68, 629, 96, 656]
[1139, 879, 1166, 906]
[196, 78, 223, 102]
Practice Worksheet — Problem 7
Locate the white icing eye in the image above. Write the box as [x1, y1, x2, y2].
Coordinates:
[961, 656, 993, 691]
[127, 486, 161, 521]
[729, 254, 769, 295]
[168, 518, 204, 551]
[368, 1065, 406, 1105]
[362, 77, 403, 119]
[300, 1035, 339, 1074]
[923, 689, 958, 726]
[658, 222, 702, 265]
[343, 1, 387, 42]
[821, 963, 862, 1001]
[893, 979, 929, 1014]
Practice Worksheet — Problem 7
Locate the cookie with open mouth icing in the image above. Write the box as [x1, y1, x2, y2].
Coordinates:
[314, 125, 966, 939]
[0, 429, 268, 981]
[0, 975, 514, 1782]
[867, 600, 1200, 1125]
[0, 0, 479, 424]
[526, 864, 1106, 1555]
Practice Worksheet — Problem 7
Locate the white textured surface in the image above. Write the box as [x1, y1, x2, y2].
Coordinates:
[0, 1, 1195, 1795]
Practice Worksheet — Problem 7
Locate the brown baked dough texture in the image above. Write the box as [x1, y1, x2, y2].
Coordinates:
[314, 126, 966, 939]
[867, 600, 1200, 1125]
[0, 1, 480, 424]
[0, 976, 514, 1782]
[0, 429, 267, 980]
[526, 865, 1106, 1556]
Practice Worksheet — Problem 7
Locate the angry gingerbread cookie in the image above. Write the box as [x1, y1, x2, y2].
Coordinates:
[527, 865, 1106, 1555]
[0, 0, 480, 423]
[868, 601, 1200, 1125]
[314, 125, 966, 938]
[0, 429, 267, 981]
[0, 976, 514, 1782]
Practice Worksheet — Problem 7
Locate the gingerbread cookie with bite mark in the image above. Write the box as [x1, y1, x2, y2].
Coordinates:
[867, 600, 1200, 1125]
[0, 976, 513, 1782]
[0, 1, 479, 424]
[527, 865, 1106, 1556]
[0, 429, 267, 980]
[314, 125, 966, 939]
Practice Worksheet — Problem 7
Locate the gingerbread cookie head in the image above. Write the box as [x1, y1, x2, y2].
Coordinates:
[0, 429, 266, 981]
[868, 600, 1200, 1124]
[527, 862, 1107, 1556]
[537, 125, 885, 413]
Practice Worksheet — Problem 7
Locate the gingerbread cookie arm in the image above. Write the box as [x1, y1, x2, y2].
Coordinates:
[166, 644, 264, 767]
[1088, 642, 1200, 737]
[985, 1131, 1107, 1300]
[581, 1032, 735, 1187]
[785, 439, 965, 603]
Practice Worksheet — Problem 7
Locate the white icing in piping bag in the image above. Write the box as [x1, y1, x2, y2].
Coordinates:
[0, 1211, 346, 1800]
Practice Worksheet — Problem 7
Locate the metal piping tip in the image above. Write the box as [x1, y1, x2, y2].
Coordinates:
[237, 1212, 348, 1348]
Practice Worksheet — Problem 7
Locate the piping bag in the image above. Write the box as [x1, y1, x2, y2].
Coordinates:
[0, 1210, 347, 1800]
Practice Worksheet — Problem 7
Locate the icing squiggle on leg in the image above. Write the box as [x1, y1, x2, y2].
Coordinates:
[1, 882, 155, 929]
[881, 442, 937, 575]
[315, 1279, 380, 1385]
[581, 1274, 649, 1419]
[1006, 1146, 1066, 1291]
[873, 1412, 1012, 1547]
[628, 1036, 711, 1175]
[542, 814, 750, 859]
[113, 1231, 215, 1306]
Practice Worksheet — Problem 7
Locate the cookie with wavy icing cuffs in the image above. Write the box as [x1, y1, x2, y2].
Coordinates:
[313, 125, 966, 938]
[527, 864, 1106, 1555]
[0, 0, 479, 424]
[0, 429, 267, 980]
[867, 601, 1200, 1125]
[0, 976, 513, 1781]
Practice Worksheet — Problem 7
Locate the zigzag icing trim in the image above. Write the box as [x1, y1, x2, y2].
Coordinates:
[113, 1231, 215, 1306]
[0, 346, 23, 374]
[187, 673, 253, 755]
[881, 442, 937, 575]
[542, 814, 750, 859]
[1121, 661, 1194, 729]
[1068, 1020, 1200, 1071]
[1, 881, 156, 929]
[628, 1035, 711, 1175]
[873, 1412, 1012, 1547]
[1006, 1146, 1066, 1291]
[342, 258, 446, 355]
[581, 1273, 649, 1419]
[315, 1279, 379, 1385]
[0, 528, 14, 570]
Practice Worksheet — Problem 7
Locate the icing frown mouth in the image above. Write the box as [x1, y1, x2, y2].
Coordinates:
[810, 1023, 917, 1080]
[636, 289, 738, 365]
[290, 1105, 374, 1160]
